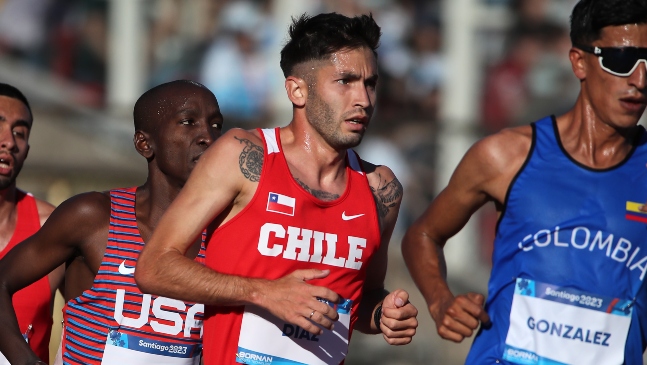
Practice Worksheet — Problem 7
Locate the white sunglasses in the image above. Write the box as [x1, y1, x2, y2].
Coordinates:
[577, 44, 647, 77]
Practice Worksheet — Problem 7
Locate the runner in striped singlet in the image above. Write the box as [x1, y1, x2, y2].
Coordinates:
[0, 80, 223, 364]
[59, 187, 206, 364]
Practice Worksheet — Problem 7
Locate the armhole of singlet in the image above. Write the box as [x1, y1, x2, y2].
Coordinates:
[347, 149, 381, 237]
[90, 189, 125, 285]
[347, 149, 365, 175]
[494, 122, 537, 234]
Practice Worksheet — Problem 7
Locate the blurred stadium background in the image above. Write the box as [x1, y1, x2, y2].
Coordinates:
[0, 0, 625, 363]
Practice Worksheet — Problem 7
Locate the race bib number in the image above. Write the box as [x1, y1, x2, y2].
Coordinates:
[236, 299, 353, 365]
[503, 278, 632, 365]
[101, 330, 201, 365]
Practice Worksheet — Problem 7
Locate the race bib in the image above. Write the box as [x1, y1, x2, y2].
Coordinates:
[101, 330, 201, 365]
[503, 278, 632, 365]
[236, 299, 353, 365]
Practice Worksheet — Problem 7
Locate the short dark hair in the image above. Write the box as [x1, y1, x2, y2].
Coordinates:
[279, 12, 381, 78]
[0, 83, 32, 118]
[133, 80, 209, 132]
[570, 0, 647, 46]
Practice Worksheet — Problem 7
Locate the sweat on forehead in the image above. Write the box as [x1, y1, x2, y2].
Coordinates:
[288, 48, 369, 78]
[133, 80, 209, 132]
[291, 59, 329, 80]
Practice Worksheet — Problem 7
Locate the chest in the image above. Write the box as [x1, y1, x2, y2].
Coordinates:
[0, 219, 16, 253]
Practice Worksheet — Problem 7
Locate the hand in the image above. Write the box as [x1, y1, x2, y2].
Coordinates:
[431, 292, 490, 342]
[257, 269, 340, 336]
[378, 289, 418, 345]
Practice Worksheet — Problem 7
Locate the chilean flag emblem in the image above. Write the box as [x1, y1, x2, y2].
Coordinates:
[267, 192, 295, 216]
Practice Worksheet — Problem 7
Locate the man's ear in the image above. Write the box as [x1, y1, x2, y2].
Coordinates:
[285, 76, 308, 107]
[134, 131, 153, 159]
[570, 47, 588, 80]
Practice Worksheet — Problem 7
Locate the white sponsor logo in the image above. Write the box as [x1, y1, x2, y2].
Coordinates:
[118, 260, 136, 275]
[341, 212, 364, 221]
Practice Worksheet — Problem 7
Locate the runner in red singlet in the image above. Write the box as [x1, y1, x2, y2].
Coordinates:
[136, 13, 418, 365]
[0, 83, 59, 364]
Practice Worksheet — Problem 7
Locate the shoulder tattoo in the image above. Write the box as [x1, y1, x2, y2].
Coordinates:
[371, 174, 403, 219]
[295, 178, 340, 201]
[234, 136, 264, 182]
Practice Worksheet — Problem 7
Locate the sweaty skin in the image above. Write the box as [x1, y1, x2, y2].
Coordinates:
[402, 23, 647, 346]
[135, 46, 418, 352]
[0, 94, 61, 363]
[0, 81, 223, 364]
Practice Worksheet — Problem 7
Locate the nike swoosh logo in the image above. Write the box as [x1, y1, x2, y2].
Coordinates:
[118, 260, 136, 275]
[342, 212, 365, 221]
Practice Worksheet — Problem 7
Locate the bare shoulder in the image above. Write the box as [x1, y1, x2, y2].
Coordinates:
[450, 125, 533, 204]
[465, 125, 533, 178]
[199, 128, 265, 187]
[44, 192, 112, 233]
[475, 125, 533, 164]
[224, 127, 264, 145]
[13, 191, 112, 270]
[361, 160, 403, 222]
[182, 128, 266, 213]
[202, 128, 264, 176]
[362, 161, 400, 195]
[228, 128, 264, 182]
[210, 128, 263, 152]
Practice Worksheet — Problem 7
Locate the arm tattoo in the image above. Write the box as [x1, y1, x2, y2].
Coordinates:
[234, 136, 264, 182]
[371, 174, 403, 219]
[295, 178, 340, 201]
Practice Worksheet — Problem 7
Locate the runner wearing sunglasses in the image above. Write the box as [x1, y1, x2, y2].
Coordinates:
[402, 0, 647, 364]
[576, 45, 647, 77]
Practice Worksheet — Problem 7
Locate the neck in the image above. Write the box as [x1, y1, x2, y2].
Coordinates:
[135, 173, 183, 239]
[0, 185, 19, 213]
[278, 118, 351, 199]
[282, 119, 348, 176]
[556, 100, 640, 168]
[0, 185, 19, 251]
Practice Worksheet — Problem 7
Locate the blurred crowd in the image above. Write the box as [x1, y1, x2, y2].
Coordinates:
[0, 0, 580, 256]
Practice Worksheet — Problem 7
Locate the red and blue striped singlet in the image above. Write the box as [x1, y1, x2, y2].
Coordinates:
[60, 188, 206, 364]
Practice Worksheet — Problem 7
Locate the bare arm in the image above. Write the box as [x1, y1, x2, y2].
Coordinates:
[401, 127, 531, 342]
[0, 193, 110, 363]
[136, 129, 341, 335]
[354, 164, 418, 345]
[35, 199, 66, 309]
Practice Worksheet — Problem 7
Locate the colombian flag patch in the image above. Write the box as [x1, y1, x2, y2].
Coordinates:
[626, 201, 647, 224]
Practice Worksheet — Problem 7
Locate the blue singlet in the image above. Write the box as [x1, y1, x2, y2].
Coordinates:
[467, 116, 647, 365]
